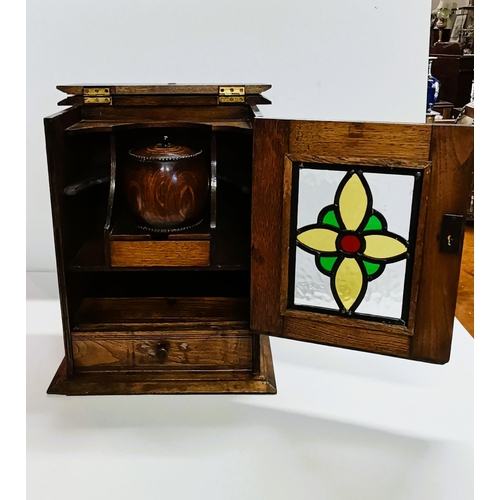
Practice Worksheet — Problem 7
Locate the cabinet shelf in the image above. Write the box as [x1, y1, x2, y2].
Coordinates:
[69, 181, 250, 271]
[68, 227, 250, 272]
[72, 296, 249, 332]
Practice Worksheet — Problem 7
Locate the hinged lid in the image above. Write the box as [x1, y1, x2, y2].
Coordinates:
[56, 83, 271, 107]
[58, 84, 270, 95]
[129, 136, 202, 162]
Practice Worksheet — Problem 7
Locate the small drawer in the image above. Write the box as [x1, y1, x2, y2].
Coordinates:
[110, 240, 210, 267]
[72, 334, 253, 372]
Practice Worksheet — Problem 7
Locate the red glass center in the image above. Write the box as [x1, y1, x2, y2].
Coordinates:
[340, 234, 361, 253]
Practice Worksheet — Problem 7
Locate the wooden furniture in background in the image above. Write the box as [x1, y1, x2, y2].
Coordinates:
[429, 52, 474, 108]
[44, 84, 473, 395]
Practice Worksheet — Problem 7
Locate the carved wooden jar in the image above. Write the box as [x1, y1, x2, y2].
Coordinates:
[124, 136, 209, 231]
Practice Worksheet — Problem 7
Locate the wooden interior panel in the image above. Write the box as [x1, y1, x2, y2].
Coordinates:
[110, 240, 210, 267]
[74, 297, 249, 331]
[64, 119, 254, 134]
[44, 106, 84, 375]
[82, 106, 253, 123]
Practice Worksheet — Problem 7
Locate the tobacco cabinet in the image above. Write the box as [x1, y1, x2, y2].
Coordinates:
[44, 84, 473, 395]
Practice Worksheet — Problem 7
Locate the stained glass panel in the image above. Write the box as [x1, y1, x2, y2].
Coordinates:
[290, 163, 422, 325]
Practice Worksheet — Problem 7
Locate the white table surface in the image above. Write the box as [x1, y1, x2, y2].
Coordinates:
[26, 272, 473, 500]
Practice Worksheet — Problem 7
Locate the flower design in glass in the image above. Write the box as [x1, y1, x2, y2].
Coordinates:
[296, 171, 409, 314]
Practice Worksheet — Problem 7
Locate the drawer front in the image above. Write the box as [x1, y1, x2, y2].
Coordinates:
[73, 335, 252, 371]
[110, 240, 210, 267]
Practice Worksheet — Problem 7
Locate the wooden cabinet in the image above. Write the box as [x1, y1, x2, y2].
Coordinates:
[431, 54, 474, 108]
[45, 84, 473, 396]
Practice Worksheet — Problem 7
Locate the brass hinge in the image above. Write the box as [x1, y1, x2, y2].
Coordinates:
[83, 87, 112, 105]
[218, 96, 245, 104]
[219, 86, 245, 96]
[218, 86, 245, 104]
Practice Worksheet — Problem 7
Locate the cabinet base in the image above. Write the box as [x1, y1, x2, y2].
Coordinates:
[47, 335, 276, 395]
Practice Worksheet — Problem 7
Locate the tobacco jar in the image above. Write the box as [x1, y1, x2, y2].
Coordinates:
[124, 136, 208, 231]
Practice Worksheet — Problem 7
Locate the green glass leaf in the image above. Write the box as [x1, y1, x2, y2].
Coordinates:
[362, 260, 381, 276]
[319, 256, 337, 273]
[322, 210, 340, 228]
[363, 214, 383, 231]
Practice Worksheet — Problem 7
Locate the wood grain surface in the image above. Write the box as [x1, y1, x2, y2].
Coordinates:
[283, 317, 411, 358]
[250, 119, 290, 334]
[44, 87, 269, 395]
[44, 106, 83, 375]
[48, 335, 276, 395]
[57, 84, 272, 96]
[456, 224, 474, 337]
[58, 94, 272, 108]
[82, 106, 253, 124]
[65, 120, 253, 134]
[72, 335, 253, 371]
[289, 121, 431, 160]
[251, 118, 473, 364]
[110, 240, 210, 267]
[124, 155, 208, 230]
[410, 124, 474, 363]
[74, 296, 249, 328]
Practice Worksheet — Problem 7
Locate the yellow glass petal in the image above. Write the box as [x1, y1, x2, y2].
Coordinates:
[297, 228, 338, 252]
[334, 258, 363, 311]
[339, 174, 368, 231]
[364, 235, 407, 259]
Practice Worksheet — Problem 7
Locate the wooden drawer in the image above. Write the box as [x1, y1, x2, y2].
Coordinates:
[72, 333, 253, 372]
[110, 240, 210, 267]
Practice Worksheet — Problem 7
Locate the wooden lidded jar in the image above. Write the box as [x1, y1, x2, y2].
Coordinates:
[124, 136, 209, 231]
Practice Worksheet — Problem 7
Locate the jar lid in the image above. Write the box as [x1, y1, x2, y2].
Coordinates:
[129, 136, 202, 161]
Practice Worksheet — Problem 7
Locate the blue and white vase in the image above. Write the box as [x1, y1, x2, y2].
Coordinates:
[427, 57, 440, 113]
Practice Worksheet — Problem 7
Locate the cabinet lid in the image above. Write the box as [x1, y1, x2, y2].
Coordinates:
[57, 84, 271, 96]
[56, 84, 272, 107]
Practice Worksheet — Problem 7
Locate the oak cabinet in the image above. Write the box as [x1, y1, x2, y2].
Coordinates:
[44, 84, 473, 395]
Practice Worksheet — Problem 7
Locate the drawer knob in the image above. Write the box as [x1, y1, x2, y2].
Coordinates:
[155, 342, 169, 363]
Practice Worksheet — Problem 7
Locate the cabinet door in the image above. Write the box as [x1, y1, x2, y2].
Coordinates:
[250, 119, 473, 363]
